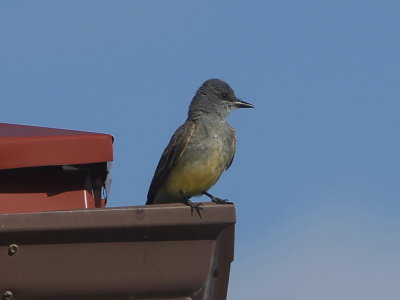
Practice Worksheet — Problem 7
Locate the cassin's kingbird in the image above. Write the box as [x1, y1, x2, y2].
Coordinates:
[146, 79, 253, 213]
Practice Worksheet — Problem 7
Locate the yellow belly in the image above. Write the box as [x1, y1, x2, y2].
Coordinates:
[164, 150, 224, 197]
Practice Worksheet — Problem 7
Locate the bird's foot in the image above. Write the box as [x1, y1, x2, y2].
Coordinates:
[212, 197, 233, 204]
[184, 198, 204, 218]
[203, 191, 233, 205]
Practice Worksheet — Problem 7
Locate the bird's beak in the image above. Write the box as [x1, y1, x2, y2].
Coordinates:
[233, 99, 254, 109]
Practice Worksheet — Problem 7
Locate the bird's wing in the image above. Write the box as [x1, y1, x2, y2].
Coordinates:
[225, 127, 237, 170]
[146, 120, 197, 204]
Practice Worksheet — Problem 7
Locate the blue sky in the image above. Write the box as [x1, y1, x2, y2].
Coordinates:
[1, 1, 400, 298]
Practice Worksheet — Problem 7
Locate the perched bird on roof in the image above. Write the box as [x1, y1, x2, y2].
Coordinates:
[146, 79, 254, 214]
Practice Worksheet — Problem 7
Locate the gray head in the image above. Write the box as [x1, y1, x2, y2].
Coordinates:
[188, 79, 254, 121]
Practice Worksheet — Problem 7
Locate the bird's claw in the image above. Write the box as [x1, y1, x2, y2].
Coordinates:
[184, 199, 204, 218]
[211, 197, 233, 205]
[203, 191, 233, 205]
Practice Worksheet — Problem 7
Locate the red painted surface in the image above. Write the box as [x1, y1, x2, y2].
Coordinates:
[0, 123, 113, 169]
[0, 123, 113, 213]
[0, 171, 97, 213]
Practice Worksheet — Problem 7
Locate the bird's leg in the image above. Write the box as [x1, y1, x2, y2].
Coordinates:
[203, 191, 233, 204]
[180, 191, 204, 218]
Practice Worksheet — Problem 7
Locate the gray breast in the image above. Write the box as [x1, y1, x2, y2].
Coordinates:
[184, 120, 235, 170]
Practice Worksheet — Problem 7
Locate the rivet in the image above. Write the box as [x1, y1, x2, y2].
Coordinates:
[8, 244, 18, 256]
[3, 290, 13, 299]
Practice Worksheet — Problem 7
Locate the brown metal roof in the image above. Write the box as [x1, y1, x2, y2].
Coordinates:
[0, 203, 236, 300]
[0, 123, 113, 170]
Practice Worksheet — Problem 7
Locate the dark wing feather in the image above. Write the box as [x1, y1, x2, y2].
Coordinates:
[146, 120, 197, 204]
[225, 128, 237, 170]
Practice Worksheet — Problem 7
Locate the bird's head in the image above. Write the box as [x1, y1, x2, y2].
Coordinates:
[188, 79, 254, 120]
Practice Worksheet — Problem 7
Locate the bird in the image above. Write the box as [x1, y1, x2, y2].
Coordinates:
[146, 79, 253, 214]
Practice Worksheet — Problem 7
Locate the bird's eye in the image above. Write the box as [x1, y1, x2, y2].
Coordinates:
[221, 93, 228, 99]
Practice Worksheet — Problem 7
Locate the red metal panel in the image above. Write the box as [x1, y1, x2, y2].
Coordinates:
[0, 171, 97, 213]
[0, 123, 112, 212]
[0, 123, 113, 170]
